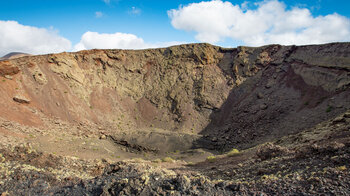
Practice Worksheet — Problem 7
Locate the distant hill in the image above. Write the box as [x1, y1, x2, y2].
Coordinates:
[0, 52, 31, 61]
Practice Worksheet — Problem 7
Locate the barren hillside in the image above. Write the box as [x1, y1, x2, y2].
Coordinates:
[0, 52, 31, 61]
[0, 43, 349, 195]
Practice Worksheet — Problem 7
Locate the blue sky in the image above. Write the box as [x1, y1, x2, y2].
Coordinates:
[0, 0, 350, 56]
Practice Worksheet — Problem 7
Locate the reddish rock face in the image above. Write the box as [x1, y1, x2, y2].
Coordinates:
[0, 43, 349, 148]
[0, 60, 20, 76]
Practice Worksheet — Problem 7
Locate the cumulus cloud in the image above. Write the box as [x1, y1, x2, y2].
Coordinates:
[0, 20, 71, 56]
[0, 20, 184, 56]
[73, 32, 185, 51]
[168, 0, 350, 46]
[74, 31, 185, 51]
[73, 32, 148, 51]
[0, 21, 185, 56]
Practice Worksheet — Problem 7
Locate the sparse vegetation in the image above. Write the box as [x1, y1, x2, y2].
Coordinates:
[326, 106, 333, 113]
[152, 158, 162, 163]
[227, 148, 240, 157]
[206, 156, 216, 162]
[132, 158, 144, 163]
[162, 157, 174, 163]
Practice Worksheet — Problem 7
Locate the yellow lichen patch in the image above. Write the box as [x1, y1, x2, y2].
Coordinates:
[141, 174, 150, 185]
[47, 167, 94, 180]
[261, 174, 278, 181]
[0, 162, 15, 176]
[336, 166, 347, 171]
[19, 164, 45, 173]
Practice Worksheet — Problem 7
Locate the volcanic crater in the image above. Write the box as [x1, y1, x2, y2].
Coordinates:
[0, 43, 349, 195]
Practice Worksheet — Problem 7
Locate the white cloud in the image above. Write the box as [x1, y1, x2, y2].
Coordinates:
[95, 11, 103, 18]
[168, 0, 350, 46]
[73, 31, 185, 51]
[102, 0, 120, 5]
[73, 32, 147, 51]
[0, 20, 71, 56]
[0, 20, 184, 56]
[129, 7, 141, 15]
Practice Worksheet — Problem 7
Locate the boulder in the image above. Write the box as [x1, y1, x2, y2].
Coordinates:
[13, 95, 30, 104]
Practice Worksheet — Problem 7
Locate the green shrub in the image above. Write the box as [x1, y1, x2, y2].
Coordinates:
[326, 106, 333, 113]
[227, 148, 240, 157]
